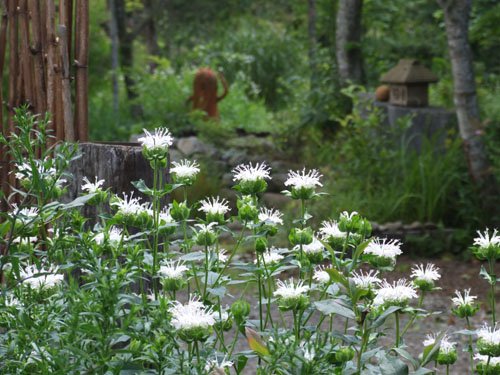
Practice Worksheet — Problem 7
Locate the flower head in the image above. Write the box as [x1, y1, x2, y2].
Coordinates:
[477, 324, 500, 357]
[199, 196, 229, 223]
[171, 159, 200, 184]
[294, 237, 324, 263]
[423, 333, 457, 365]
[373, 278, 417, 307]
[274, 278, 309, 300]
[319, 220, 346, 241]
[111, 192, 143, 216]
[205, 356, 233, 373]
[452, 289, 477, 307]
[285, 168, 323, 190]
[159, 260, 188, 280]
[259, 247, 285, 265]
[138, 128, 173, 151]
[258, 207, 283, 226]
[169, 296, 215, 341]
[364, 238, 402, 269]
[411, 263, 441, 291]
[474, 354, 500, 367]
[218, 249, 229, 263]
[350, 269, 380, 290]
[194, 223, 218, 246]
[81, 176, 105, 194]
[20, 265, 64, 289]
[93, 226, 123, 246]
[472, 229, 500, 260]
[10, 206, 39, 225]
[313, 265, 331, 284]
[232, 162, 271, 183]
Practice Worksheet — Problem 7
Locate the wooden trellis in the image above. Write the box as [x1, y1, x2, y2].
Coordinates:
[0, 0, 88, 211]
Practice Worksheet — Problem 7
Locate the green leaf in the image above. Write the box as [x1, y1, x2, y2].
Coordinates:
[236, 355, 249, 373]
[246, 327, 270, 357]
[480, 265, 496, 285]
[325, 267, 349, 288]
[314, 299, 355, 319]
[180, 251, 205, 262]
[379, 353, 409, 375]
[421, 331, 445, 367]
[411, 368, 434, 375]
[371, 306, 402, 329]
[61, 193, 97, 209]
[131, 180, 154, 196]
[393, 348, 419, 370]
[207, 286, 226, 298]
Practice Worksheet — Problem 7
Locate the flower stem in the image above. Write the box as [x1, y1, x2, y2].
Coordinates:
[466, 316, 475, 374]
[489, 258, 497, 326]
[395, 311, 400, 348]
[257, 254, 264, 332]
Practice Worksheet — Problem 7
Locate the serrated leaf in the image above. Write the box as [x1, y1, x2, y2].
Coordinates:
[245, 327, 269, 356]
[315, 299, 355, 319]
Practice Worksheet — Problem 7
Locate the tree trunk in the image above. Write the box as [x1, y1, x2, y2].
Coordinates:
[438, 0, 496, 194]
[308, 0, 317, 86]
[143, 0, 160, 73]
[108, 0, 120, 116]
[335, 0, 363, 85]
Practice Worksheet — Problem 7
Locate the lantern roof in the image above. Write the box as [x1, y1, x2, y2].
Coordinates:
[380, 59, 438, 84]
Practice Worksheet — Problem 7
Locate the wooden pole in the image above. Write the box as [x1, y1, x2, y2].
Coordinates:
[28, 0, 47, 115]
[58, 25, 74, 141]
[74, 0, 88, 141]
[45, 0, 59, 142]
[0, 0, 9, 213]
[18, 0, 34, 108]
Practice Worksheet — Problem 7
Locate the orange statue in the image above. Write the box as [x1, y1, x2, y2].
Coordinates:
[187, 68, 229, 120]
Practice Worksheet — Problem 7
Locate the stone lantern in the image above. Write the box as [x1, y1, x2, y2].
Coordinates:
[380, 59, 438, 107]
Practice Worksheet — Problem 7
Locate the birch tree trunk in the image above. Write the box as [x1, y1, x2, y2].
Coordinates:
[335, 0, 363, 85]
[438, 0, 496, 192]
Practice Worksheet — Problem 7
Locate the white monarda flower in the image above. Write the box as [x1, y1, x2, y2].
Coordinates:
[94, 226, 123, 245]
[411, 263, 441, 282]
[350, 269, 380, 289]
[313, 265, 330, 284]
[218, 249, 229, 263]
[340, 211, 359, 220]
[15, 160, 56, 180]
[204, 356, 233, 372]
[274, 278, 309, 299]
[474, 229, 500, 248]
[423, 333, 455, 353]
[111, 193, 144, 215]
[169, 296, 215, 331]
[258, 207, 283, 226]
[364, 238, 402, 259]
[10, 206, 39, 224]
[478, 324, 500, 345]
[159, 260, 188, 280]
[373, 279, 418, 307]
[199, 196, 230, 215]
[137, 128, 173, 150]
[20, 265, 64, 289]
[194, 222, 217, 234]
[474, 354, 500, 366]
[3, 294, 20, 307]
[452, 289, 477, 307]
[284, 168, 323, 189]
[300, 342, 316, 362]
[232, 162, 271, 182]
[171, 159, 200, 179]
[159, 207, 175, 223]
[81, 176, 105, 193]
[259, 248, 285, 265]
[294, 237, 323, 254]
[212, 308, 229, 322]
[319, 220, 346, 240]
[12, 236, 38, 244]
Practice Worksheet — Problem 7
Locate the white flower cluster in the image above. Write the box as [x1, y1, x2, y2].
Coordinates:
[423, 333, 456, 354]
[20, 265, 64, 289]
[159, 260, 188, 280]
[451, 289, 477, 307]
[319, 220, 346, 240]
[410, 263, 441, 283]
[169, 296, 215, 331]
[137, 128, 173, 151]
[258, 207, 283, 226]
[474, 229, 500, 248]
[364, 238, 402, 259]
[94, 226, 123, 245]
[10, 206, 39, 225]
[81, 176, 105, 194]
[111, 193, 150, 216]
[199, 196, 230, 215]
[294, 237, 323, 254]
[274, 278, 309, 299]
[478, 324, 500, 346]
[258, 248, 285, 265]
[313, 265, 330, 284]
[232, 162, 271, 182]
[171, 159, 200, 179]
[350, 270, 380, 289]
[284, 168, 322, 190]
[373, 279, 417, 306]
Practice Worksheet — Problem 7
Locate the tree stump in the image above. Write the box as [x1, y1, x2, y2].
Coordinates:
[67, 142, 169, 223]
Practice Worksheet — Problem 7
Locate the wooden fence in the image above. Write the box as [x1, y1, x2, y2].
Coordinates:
[0, 0, 89, 212]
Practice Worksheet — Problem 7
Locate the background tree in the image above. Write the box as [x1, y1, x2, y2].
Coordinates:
[335, 0, 364, 85]
[437, 0, 497, 198]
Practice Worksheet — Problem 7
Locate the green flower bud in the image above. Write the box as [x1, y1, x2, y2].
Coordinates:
[237, 196, 258, 222]
[170, 201, 191, 221]
[255, 237, 268, 254]
[231, 300, 251, 320]
[437, 350, 457, 366]
[335, 346, 355, 363]
[237, 179, 268, 196]
[289, 227, 313, 246]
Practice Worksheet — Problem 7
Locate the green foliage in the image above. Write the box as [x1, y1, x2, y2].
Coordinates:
[308, 87, 476, 229]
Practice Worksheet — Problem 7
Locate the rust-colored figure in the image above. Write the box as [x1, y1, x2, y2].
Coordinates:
[187, 68, 229, 120]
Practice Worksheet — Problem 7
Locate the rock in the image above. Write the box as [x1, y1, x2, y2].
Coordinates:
[406, 221, 422, 231]
[424, 222, 438, 230]
[221, 173, 233, 188]
[268, 173, 288, 193]
[169, 149, 184, 164]
[176, 136, 216, 157]
[384, 221, 404, 232]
